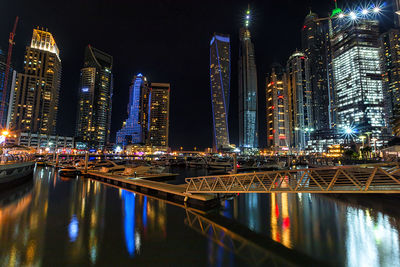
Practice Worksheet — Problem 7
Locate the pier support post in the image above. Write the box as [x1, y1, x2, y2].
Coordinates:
[55, 153, 59, 167]
[84, 151, 88, 174]
[233, 153, 237, 174]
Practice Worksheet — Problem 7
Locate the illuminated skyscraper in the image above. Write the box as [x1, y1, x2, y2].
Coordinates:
[116, 74, 149, 146]
[10, 28, 61, 135]
[380, 28, 400, 128]
[331, 19, 386, 138]
[147, 83, 170, 147]
[266, 65, 290, 152]
[210, 33, 230, 151]
[116, 76, 170, 148]
[75, 45, 113, 150]
[238, 7, 258, 149]
[287, 51, 313, 151]
[302, 11, 333, 132]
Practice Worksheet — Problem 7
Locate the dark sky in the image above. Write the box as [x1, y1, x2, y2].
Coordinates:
[0, 0, 395, 150]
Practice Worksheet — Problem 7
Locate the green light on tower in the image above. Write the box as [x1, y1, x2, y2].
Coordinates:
[331, 0, 343, 17]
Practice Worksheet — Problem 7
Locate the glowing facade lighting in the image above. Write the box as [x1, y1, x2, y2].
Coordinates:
[373, 7, 380, 13]
[338, 13, 345, 18]
[349, 11, 357, 19]
[362, 9, 368, 15]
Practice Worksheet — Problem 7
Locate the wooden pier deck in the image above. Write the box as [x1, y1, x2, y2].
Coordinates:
[85, 171, 219, 209]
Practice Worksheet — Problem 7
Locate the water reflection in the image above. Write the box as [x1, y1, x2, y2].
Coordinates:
[121, 190, 167, 258]
[224, 192, 400, 266]
[0, 168, 52, 266]
[1, 167, 400, 266]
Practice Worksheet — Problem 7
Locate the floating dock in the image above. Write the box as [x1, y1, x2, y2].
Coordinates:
[85, 171, 219, 209]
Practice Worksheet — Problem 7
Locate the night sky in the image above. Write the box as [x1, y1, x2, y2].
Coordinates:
[0, 0, 395, 150]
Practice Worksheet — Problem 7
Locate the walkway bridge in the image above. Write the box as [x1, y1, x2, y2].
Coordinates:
[185, 163, 400, 194]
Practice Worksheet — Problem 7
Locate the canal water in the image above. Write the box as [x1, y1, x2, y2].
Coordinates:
[1, 166, 400, 266]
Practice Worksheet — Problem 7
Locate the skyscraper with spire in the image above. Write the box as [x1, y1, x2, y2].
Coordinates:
[210, 33, 230, 151]
[238, 6, 258, 149]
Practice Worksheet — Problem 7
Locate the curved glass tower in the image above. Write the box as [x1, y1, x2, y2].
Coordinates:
[210, 33, 230, 151]
[238, 7, 258, 149]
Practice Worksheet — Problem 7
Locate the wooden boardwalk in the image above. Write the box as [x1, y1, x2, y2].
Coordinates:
[185, 163, 400, 194]
[86, 171, 218, 208]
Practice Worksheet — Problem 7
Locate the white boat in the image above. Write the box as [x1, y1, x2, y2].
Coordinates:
[207, 158, 233, 170]
[187, 157, 207, 168]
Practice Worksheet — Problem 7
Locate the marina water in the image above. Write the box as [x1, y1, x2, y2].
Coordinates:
[0, 166, 400, 266]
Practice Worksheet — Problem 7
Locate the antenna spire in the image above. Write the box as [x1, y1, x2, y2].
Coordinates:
[245, 4, 250, 28]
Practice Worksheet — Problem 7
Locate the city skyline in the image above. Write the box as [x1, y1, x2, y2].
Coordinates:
[1, 0, 398, 149]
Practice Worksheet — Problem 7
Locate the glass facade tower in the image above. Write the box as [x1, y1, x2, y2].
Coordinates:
[287, 51, 313, 151]
[10, 28, 61, 135]
[302, 12, 332, 132]
[380, 28, 400, 129]
[116, 74, 148, 146]
[238, 7, 258, 149]
[116, 76, 170, 148]
[331, 19, 386, 138]
[75, 45, 113, 150]
[210, 33, 230, 151]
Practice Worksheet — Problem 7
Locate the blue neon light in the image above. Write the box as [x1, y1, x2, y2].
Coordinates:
[68, 215, 79, 242]
[122, 190, 136, 257]
[82, 87, 89, 92]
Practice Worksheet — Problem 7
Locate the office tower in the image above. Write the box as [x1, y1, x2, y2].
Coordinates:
[9, 28, 61, 135]
[302, 11, 332, 132]
[75, 45, 113, 150]
[238, 7, 258, 149]
[0, 48, 15, 128]
[147, 83, 170, 147]
[287, 51, 313, 151]
[116, 74, 149, 146]
[210, 33, 230, 151]
[331, 19, 386, 138]
[380, 28, 400, 127]
[266, 65, 290, 152]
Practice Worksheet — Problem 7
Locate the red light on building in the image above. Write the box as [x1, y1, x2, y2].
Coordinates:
[279, 136, 286, 139]
[300, 56, 305, 60]
[278, 95, 284, 99]
[268, 136, 273, 140]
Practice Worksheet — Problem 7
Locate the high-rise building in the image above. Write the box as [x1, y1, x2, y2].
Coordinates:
[380, 28, 400, 127]
[266, 65, 290, 152]
[147, 83, 170, 147]
[0, 47, 16, 128]
[302, 11, 332, 132]
[116, 74, 149, 146]
[331, 19, 386, 138]
[287, 51, 313, 151]
[238, 7, 258, 149]
[10, 28, 61, 135]
[116, 76, 170, 148]
[75, 45, 113, 150]
[210, 33, 230, 151]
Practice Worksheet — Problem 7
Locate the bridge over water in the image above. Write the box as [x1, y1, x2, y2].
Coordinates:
[185, 163, 400, 194]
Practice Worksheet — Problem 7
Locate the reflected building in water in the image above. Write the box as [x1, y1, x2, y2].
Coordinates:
[121, 190, 166, 258]
[65, 179, 106, 265]
[0, 168, 52, 266]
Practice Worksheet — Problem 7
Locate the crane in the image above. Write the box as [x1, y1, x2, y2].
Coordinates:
[1, 16, 19, 128]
